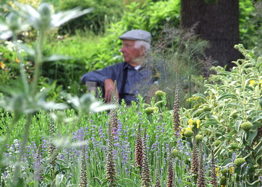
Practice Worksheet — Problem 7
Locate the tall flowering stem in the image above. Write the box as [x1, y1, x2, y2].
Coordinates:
[106, 114, 117, 186]
[197, 147, 206, 187]
[141, 132, 151, 187]
[110, 110, 118, 135]
[110, 84, 119, 136]
[135, 125, 143, 171]
[167, 158, 174, 187]
[191, 138, 199, 179]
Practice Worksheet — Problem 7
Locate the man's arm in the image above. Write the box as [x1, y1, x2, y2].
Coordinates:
[81, 64, 121, 102]
[104, 79, 115, 102]
[81, 68, 112, 85]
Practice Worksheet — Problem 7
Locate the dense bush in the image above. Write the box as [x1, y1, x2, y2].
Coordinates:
[181, 45, 262, 186]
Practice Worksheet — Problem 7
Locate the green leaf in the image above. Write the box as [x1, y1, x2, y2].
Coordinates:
[218, 94, 238, 100]
[247, 129, 258, 145]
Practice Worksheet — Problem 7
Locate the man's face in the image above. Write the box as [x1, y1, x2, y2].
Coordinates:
[120, 40, 144, 65]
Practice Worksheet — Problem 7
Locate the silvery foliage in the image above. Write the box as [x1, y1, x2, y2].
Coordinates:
[0, 3, 93, 39]
[0, 3, 114, 118]
[67, 94, 116, 114]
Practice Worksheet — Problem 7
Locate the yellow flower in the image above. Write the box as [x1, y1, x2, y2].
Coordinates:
[196, 119, 201, 128]
[15, 58, 20, 63]
[215, 167, 221, 176]
[188, 119, 194, 127]
[249, 80, 256, 86]
[221, 185, 226, 187]
[185, 127, 192, 131]
[229, 166, 234, 174]
[184, 128, 194, 137]
[0, 62, 6, 69]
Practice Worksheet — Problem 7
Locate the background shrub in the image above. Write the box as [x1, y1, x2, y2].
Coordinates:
[55, 0, 124, 34]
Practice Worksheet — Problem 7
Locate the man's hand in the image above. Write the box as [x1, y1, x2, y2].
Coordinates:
[104, 79, 115, 103]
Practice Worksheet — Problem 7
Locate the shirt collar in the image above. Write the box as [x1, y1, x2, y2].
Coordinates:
[123, 62, 144, 70]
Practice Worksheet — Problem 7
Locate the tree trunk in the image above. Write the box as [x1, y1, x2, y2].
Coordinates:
[181, 0, 241, 67]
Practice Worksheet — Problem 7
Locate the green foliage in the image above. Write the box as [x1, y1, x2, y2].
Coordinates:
[41, 31, 103, 94]
[56, 0, 123, 34]
[239, 0, 262, 51]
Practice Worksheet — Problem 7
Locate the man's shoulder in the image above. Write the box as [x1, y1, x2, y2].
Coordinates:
[107, 62, 126, 69]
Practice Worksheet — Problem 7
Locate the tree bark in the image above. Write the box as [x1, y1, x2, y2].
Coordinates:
[181, 0, 241, 67]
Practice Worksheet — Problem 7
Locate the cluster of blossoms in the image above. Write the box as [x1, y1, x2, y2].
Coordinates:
[181, 118, 201, 137]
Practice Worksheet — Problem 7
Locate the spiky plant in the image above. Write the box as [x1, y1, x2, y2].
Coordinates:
[106, 118, 117, 186]
[197, 149, 206, 187]
[191, 138, 199, 177]
[173, 86, 180, 136]
[106, 142, 116, 186]
[79, 146, 88, 187]
[109, 82, 119, 136]
[110, 109, 118, 136]
[167, 158, 174, 187]
[135, 125, 143, 170]
[141, 132, 151, 187]
[210, 150, 217, 187]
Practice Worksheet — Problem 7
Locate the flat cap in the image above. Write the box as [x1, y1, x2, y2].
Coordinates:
[119, 29, 151, 43]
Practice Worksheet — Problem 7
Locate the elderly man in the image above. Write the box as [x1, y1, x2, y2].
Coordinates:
[81, 29, 157, 104]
